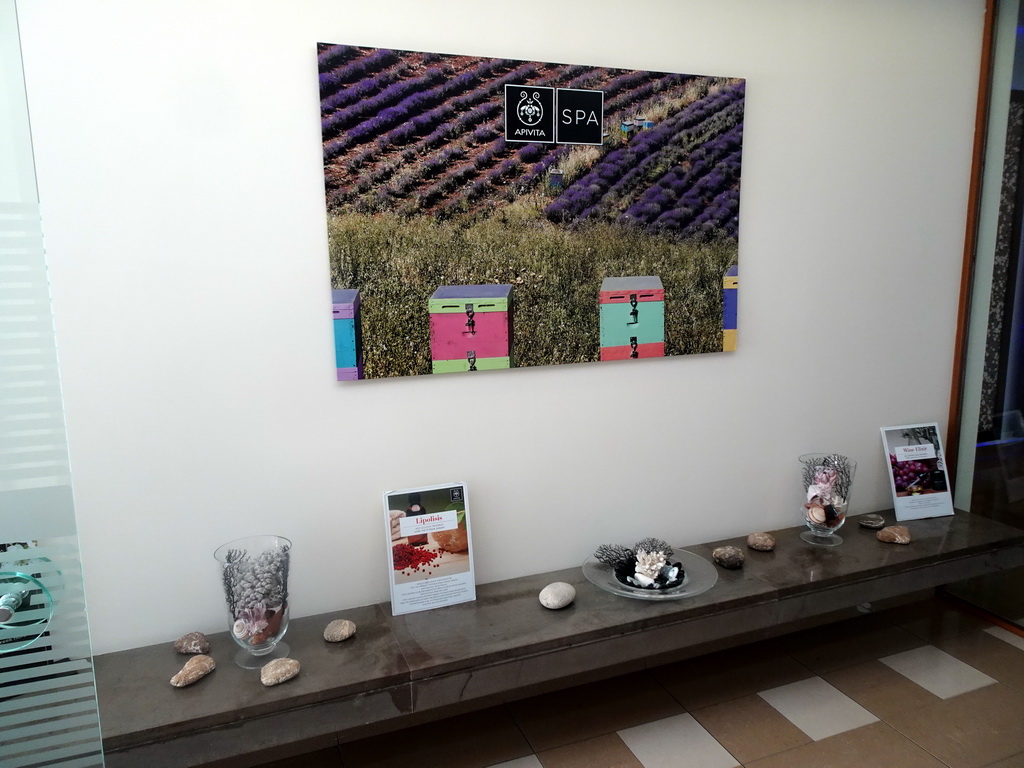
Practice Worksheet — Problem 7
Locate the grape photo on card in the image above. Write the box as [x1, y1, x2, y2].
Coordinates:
[881, 423, 954, 521]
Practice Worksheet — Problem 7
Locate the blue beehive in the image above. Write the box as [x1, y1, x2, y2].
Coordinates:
[332, 289, 362, 380]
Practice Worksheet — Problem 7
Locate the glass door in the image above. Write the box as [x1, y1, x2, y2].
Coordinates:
[0, 1, 105, 764]
[950, 0, 1024, 627]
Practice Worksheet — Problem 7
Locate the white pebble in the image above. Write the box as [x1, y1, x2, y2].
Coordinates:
[539, 582, 576, 609]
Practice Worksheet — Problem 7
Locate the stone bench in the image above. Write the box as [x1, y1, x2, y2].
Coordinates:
[94, 510, 1024, 767]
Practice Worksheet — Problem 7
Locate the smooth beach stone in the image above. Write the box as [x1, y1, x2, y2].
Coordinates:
[877, 525, 912, 544]
[170, 654, 215, 687]
[323, 618, 357, 642]
[261, 657, 300, 687]
[173, 631, 210, 654]
[539, 581, 576, 609]
[858, 513, 886, 529]
[746, 532, 775, 551]
[712, 545, 745, 569]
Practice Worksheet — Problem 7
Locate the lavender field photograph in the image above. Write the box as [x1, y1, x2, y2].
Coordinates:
[318, 43, 744, 379]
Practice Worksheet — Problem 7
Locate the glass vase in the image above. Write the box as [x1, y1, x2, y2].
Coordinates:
[214, 535, 291, 668]
[798, 454, 857, 546]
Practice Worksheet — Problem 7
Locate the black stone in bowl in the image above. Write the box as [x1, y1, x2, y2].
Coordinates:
[612, 561, 685, 590]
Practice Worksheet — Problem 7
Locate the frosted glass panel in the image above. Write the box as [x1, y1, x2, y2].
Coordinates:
[0, 1, 105, 765]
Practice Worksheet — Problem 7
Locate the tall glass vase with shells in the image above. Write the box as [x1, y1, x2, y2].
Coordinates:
[214, 535, 291, 668]
[799, 454, 857, 546]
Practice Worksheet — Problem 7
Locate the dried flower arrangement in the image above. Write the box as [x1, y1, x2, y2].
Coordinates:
[221, 544, 290, 645]
[594, 537, 685, 590]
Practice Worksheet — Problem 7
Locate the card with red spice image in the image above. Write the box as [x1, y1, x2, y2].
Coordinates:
[383, 482, 475, 615]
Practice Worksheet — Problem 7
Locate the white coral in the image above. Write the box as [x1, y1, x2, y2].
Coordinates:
[634, 549, 667, 587]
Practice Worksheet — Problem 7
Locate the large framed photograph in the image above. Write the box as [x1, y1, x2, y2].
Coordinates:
[318, 43, 745, 380]
[881, 423, 954, 521]
[383, 482, 475, 615]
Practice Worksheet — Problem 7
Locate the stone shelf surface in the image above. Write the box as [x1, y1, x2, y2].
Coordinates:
[94, 510, 1024, 767]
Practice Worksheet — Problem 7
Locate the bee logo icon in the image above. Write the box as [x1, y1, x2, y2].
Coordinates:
[517, 92, 543, 126]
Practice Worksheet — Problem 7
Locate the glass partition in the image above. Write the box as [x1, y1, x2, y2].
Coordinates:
[0, 1, 105, 764]
[950, 0, 1024, 627]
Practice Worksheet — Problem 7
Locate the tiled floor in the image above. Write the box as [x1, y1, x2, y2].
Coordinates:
[257, 595, 1024, 768]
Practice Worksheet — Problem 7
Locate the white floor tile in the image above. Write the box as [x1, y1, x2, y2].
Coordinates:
[985, 625, 1024, 652]
[757, 676, 877, 741]
[880, 644, 996, 699]
[485, 756, 543, 768]
[618, 713, 739, 768]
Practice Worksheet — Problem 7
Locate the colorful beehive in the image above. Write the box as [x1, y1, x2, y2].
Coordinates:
[332, 288, 363, 380]
[599, 276, 665, 361]
[722, 266, 738, 352]
[429, 284, 513, 374]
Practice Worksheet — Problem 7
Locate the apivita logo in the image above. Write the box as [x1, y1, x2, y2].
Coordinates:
[505, 85, 604, 146]
[505, 84, 555, 143]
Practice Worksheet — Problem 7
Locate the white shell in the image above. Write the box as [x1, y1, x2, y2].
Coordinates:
[539, 582, 576, 610]
[807, 504, 827, 523]
[231, 619, 247, 638]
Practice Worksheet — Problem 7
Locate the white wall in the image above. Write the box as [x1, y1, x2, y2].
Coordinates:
[16, 0, 984, 655]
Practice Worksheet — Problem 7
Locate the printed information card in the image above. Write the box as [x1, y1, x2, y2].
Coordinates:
[881, 423, 955, 521]
[383, 482, 475, 616]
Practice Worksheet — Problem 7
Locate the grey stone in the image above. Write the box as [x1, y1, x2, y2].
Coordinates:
[746, 532, 775, 551]
[712, 545, 745, 569]
[170, 655, 215, 687]
[539, 582, 576, 609]
[173, 631, 210, 654]
[323, 619, 357, 642]
[877, 525, 912, 544]
[858, 514, 886, 529]
[261, 657, 300, 687]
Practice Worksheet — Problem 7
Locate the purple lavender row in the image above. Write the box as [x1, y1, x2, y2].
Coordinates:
[317, 44, 357, 72]
[324, 63, 537, 160]
[680, 187, 740, 239]
[321, 67, 405, 114]
[620, 126, 743, 227]
[544, 84, 744, 223]
[329, 57, 589, 161]
[651, 159, 741, 235]
[322, 67, 447, 139]
[323, 56, 514, 118]
[319, 49, 401, 98]
[604, 72, 692, 116]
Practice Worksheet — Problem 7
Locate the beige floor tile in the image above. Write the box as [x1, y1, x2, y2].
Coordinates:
[885, 683, 1024, 768]
[756, 676, 877, 741]
[986, 626, 1024, 652]
[784, 614, 926, 674]
[820, 659, 941, 720]
[339, 706, 532, 768]
[618, 713, 739, 768]
[536, 733, 643, 768]
[936, 630, 1024, 694]
[744, 721, 947, 768]
[880, 644, 997, 699]
[656, 641, 814, 711]
[508, 671, 684, 753]
[690, 693, 811, 763]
